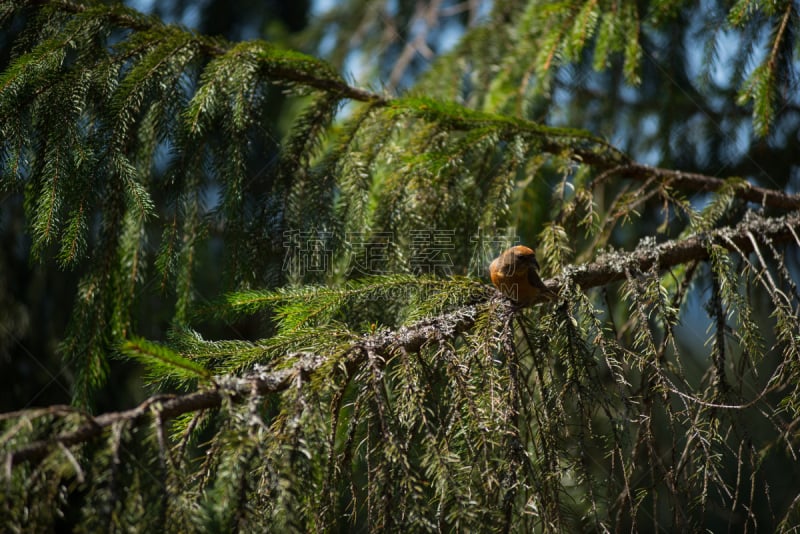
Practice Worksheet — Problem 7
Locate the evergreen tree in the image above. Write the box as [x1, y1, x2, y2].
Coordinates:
[2, 0, 800, 531]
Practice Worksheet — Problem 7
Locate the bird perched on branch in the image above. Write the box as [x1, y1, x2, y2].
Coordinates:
[489, 245, 550, 306]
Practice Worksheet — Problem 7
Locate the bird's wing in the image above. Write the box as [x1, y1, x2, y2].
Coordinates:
[527, 265, 547, 289]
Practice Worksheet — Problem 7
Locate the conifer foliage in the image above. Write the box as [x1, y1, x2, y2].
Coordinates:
[2, 0, 800, 531]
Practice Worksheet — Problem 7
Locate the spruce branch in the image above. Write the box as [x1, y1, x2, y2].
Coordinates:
[10, 0, 800, 216]
[548, 210, 800, 296]
[24, 0, 383, 104]
[7, 210, 800, 467]
[6, 306, 485, 467]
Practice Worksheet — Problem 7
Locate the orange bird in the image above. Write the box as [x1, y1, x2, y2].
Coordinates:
[489, 245, 549, 306]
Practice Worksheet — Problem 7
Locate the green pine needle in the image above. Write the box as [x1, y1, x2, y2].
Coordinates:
[119, 337, 212, 382]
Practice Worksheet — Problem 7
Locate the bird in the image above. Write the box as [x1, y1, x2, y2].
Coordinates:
[489, 245, 549, 306]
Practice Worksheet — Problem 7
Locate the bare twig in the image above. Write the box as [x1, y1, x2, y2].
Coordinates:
[387, 0, 442, 91]
[612, 163, 800, 210]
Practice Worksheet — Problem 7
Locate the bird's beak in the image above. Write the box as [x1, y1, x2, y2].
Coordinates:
[530, 255, 540, 271]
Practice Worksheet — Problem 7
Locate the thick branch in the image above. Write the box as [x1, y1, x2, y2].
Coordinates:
[543, 211, 800, 295]
[6, 391, 223, 467]
[6, 307, 482, 467]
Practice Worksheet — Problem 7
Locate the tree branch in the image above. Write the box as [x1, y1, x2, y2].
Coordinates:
[27, 0, 385, 105]
[7, 1, 800, 473]
[6, 307, 484, 467]
[8, 212, 799, 467]
[7, 211, 800, 467]
[21, 1, 800, 212]
[611, 163, 800, 210]
[545, 210, 800, 294]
